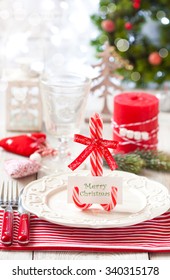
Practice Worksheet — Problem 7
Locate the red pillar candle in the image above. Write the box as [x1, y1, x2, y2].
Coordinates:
[113, 92, 159, 153]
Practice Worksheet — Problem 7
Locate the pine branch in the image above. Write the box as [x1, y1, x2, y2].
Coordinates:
[104, 149, 170, 174]
[135, 149, 170, 172]
[114, 153, 145, 174]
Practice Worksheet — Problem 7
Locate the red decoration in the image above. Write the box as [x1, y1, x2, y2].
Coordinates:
[148, 52, 162, 65]
[101, 20, 115, 32]
[89, 113, 103, 176]
[113, 92, 159, 153]
[68, 134, 118, 171]
[72, 185, 117, 212]
[0, 133, 46, 157]
[72, 186, 92, 210]
[125, 22, 133, 30]
[132, 0, 141, 9]
[133, 2, 140, 9]
[69, 113, 118, 212]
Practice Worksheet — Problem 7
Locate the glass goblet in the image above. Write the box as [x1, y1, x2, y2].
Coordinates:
[41, 72, 91, 173]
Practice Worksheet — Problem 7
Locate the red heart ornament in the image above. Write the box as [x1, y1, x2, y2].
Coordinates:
[0, 133, 46, 157]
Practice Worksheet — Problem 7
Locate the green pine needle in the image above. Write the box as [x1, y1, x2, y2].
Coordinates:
[104, 149, 170, 174]
[114, 153, 145, 174]
[135, 149, 170, 172]
[90, 0, 170, 87]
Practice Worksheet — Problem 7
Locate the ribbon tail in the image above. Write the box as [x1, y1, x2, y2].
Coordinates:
[68, 144, 94, 171]
[74, 134, 92, 145]
[102, 147, 118, 171]
[101, 139, 118, 149]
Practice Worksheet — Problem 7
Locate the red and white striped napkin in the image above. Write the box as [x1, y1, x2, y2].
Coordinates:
[0, 210, 170, 252]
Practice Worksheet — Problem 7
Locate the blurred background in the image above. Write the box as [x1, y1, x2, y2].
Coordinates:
[0, 0, 170, 128]
[0, 0, 98, 126]
[0, 0, 98, 78]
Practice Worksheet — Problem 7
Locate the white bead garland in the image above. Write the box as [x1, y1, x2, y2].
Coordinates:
[134, 131, 141, 140]
[141, 132, 149, 140]
[119, 128, 127, 137]
[119, 128, 149, 141]
[126, 130, 134, 139]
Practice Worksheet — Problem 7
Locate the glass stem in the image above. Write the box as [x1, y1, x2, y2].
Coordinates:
[57, 137, 70, 160]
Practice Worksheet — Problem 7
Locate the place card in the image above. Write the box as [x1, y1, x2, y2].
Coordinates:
[68, 176, 122, 204]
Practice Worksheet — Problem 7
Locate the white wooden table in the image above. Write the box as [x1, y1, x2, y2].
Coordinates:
[0, 105, 170, 260]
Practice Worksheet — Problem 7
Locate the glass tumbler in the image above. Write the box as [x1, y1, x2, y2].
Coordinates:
[41, 72, 91, 173]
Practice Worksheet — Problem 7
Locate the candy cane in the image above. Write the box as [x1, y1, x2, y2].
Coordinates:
[72, 186, 117, 212]
[95, 113, 103, 176]
[72, 113, 118, 212]
[72, 186, 92, 210]
[89, 113, 103, 176]
[89, 115, 97, 176]
[101, 186, 118, 211]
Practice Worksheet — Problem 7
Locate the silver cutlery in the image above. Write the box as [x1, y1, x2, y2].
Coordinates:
[0, 181, 19, 245]
[17, 188, 30, 245]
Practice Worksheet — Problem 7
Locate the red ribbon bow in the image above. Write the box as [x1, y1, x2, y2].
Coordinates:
[68, 134, 118, 171]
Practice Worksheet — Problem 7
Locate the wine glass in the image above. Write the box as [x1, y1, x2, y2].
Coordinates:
[40, 72, 91, 173]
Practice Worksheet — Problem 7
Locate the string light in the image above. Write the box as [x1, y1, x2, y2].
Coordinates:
[116, 39, 130, 52]
[131, 72, 141, 81]
[161, 17, 169, 25]
[156, 11, 166, 20]
[108, 3, 116, 13]
[159, 48, 168, 58]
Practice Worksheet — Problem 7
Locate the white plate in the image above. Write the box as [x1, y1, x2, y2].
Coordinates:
[22, 170, 170, 228]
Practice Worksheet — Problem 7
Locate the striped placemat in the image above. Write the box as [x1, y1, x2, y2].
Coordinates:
[0, 210, 170, 252]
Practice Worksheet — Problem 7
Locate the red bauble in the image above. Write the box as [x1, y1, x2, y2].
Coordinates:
[101, 20, 115, 32]
[133, 1, 140, 9]
[148, 52, 162, 65]
[125, 22, 133, 30]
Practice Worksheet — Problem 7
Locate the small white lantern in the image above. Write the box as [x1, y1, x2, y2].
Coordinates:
[6, 76, 42, 132]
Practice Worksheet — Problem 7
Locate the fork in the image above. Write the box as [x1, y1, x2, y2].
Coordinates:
[0, 181, 19, 245]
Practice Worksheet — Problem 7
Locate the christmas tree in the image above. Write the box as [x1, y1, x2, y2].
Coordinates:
[91, 42, 132, 119]
[91, 0, 170, 88]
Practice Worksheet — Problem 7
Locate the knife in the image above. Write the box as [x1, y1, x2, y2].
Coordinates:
[17, 189, 30, 245]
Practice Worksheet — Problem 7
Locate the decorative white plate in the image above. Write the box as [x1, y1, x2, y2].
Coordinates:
[22, 170, 170, 228]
